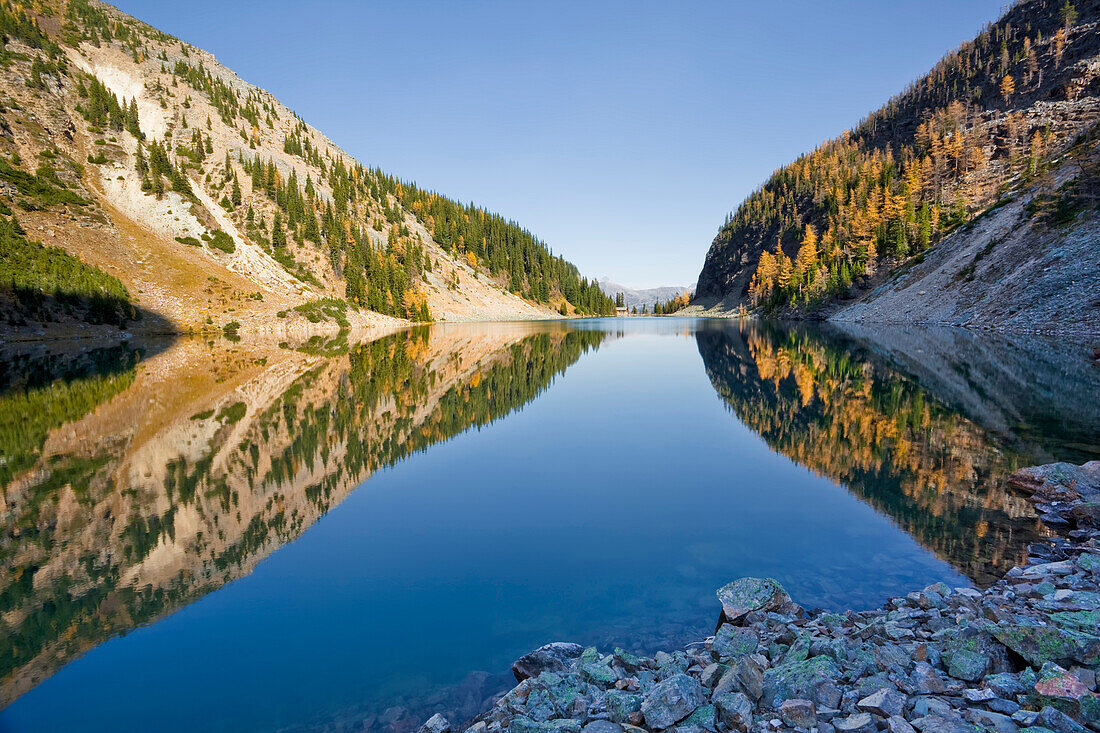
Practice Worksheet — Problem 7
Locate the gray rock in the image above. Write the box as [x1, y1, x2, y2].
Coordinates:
[700, 664, 725, 690]
[910, 715, 972, 733]
[713, 692, 753, 732]
[946, 648, 989, 681]
[857, 688, 907, 717]
[986, 699, 1021, 715]
[964, 709, 1018, 733]
[514, 644, 586, 682]
[716, 578, 792, 626]
[733, 656, 765, 701]
[606, 691, 642, 725]
[580, 722, 622, 733]
[762, 656, 842, 708]
[712, 625, 759, 660]
[1035, 707, 1087, 733]
[641, 674, 706, 730]
[985, 673, 1028, 699]
[582, 661, 618, 687]
[779, 699, 817, 729]
[675, 704, 717, 733]
[420, 714, 452, 733]
[911, 697, 955, 719]
[834, 712, 877, 733]
[910, 662, 948, 694]
[962, 688, 996, 703]
[886, 716, 917, 733]
[509, 717, 582, 733]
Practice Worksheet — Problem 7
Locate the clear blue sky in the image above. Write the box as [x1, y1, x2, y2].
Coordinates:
[113, 0, 1006, 288]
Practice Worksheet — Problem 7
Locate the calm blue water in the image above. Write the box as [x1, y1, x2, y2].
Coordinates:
[2, 318, 1095, 733]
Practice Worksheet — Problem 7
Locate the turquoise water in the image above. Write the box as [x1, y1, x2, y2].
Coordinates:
[1, 319, 1096, 732]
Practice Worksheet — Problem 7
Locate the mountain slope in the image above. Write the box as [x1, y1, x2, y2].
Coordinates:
[597, 277, 694, 311]
[0, 1, 612, 337]
[691, 0, 1100, 333]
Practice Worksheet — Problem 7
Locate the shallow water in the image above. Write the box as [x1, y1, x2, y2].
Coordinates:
[1, 318, 1097, 732]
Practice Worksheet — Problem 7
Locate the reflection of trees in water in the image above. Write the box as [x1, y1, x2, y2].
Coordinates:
[695, 321, 1058, 588]
[0, 327, 605, 705]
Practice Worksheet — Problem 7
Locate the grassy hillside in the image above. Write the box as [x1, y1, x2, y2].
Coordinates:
[694, 0, 1100, 322]
[0, 0, 612, 335]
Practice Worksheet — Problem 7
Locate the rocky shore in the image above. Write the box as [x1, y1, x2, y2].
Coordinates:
[420, 462, 1100, 733]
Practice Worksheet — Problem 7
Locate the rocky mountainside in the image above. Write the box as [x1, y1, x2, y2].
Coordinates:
[691, 0, 1100, 333]
[597, 278, 694, 312]
[0, 1, 614, 339]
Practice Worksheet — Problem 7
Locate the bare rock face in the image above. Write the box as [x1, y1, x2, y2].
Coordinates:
[511, 643, 585, 682]
[715, 577, 792, 626]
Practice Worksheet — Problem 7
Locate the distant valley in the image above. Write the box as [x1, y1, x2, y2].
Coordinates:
[597, 278, 694, 312]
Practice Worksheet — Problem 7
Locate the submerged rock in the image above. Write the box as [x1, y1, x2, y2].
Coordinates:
[422, 464, 1100, 733]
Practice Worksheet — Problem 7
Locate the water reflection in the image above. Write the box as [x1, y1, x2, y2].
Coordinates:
[0, 323, 606, 707]
[0, 318, 1097, 732]
[695, 320, 1100, 586]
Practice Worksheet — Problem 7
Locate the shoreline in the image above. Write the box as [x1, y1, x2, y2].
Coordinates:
[423, 462, 1100, 733]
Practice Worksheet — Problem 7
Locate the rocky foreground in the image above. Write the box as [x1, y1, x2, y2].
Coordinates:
[420, 462, 1100, 733]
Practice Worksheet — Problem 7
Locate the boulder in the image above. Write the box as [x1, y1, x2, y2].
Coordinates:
[712, 625, 759, 660]
[513, 643, 586, 682]
[857, 688, 907, 718]
[716, 578, 792, 626]
[945, 648, 989, 681]
[606, 691, 642, 725]
[989, 624, 1097, 668]
[762, 656, 842, 708]
[509, 717, 583, 733]
[732, 656, 765, 701]
[641, 674, 706, 730]
[713, 692, 754, 732]
[833, 713, 877, 733]
[779, 699, 817, 729]
[1034, 662, 1091, 701]
[1035, 706, 1088, 733]
[420, 714, 452, 733]
[580, 723, 622, 733]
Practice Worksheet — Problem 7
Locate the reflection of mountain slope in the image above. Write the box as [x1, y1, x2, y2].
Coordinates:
[695, 322, 1054, 589]
[0, 324, 605, 705]
[828, 324, 1100, 462]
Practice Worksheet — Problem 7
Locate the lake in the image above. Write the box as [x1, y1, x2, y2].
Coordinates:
[1, 318, 1097, 732]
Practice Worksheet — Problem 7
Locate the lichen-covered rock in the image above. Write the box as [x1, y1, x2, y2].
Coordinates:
[581, 722, 623, 733]
[510, 716, 583, 733]
[716, 578, 791, 626]
[711, 625, 758, 660]
[640, 674, 705, 730]
[1034, 662, 1091, 702]
[713, 692, 753, 732]
[606, 691, 643, 725]
[761, 656, 841, 709]
[989, 623, 1097, 668]
[673, 704, 716, 733]
[946, 648, 990, 681]
[513, 644, 586, 682]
